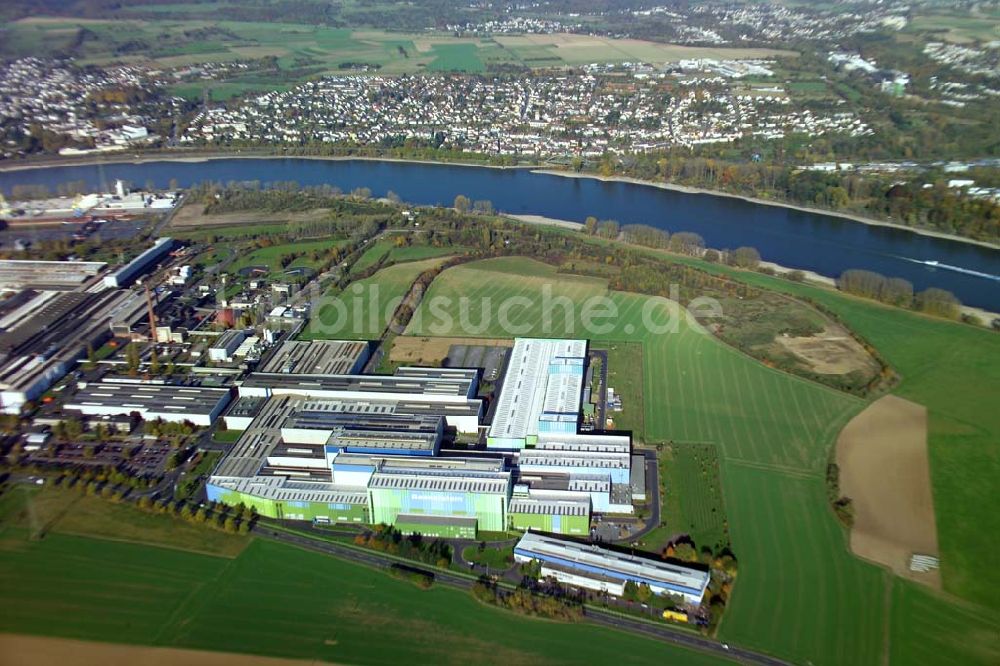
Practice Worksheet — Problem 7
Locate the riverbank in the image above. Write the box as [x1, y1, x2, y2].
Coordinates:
[506, 213, 583, 230]
[501, 211, 1000, 324]
[532, 168, 1000, 251]
[0, 151, 537, 174]
[2, 151, 996, 250]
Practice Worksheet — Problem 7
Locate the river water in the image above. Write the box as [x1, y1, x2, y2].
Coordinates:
[1, 157, 998, 310]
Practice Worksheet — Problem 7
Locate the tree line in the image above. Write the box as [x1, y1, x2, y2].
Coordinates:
[353, 523, 453, 569]
[471, 576, 585, 621]
[591, 154, 1000, 244]
[839, 269, 963, 320]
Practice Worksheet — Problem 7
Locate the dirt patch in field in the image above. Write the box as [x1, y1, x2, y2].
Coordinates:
[0, 634, 331, 666]
[775, 326, 881, 376]
[836, 395, 940, 588]
[169, 203, 333, 228]
[389, 336, 511, 365]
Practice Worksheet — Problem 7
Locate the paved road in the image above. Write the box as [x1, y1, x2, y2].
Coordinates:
[591, 348, 609, 427]
[255, 526, 789, 666]
[621, 448, 662, 542]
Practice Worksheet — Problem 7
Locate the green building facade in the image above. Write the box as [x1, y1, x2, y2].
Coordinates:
[509, 510, 590, 535]
[368, 486, 508, 532]
[394, 514, 478, 539]
[207, 484, 369, 523]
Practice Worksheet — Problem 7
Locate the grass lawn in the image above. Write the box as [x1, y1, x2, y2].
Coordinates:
[212, 428, 243, 444]
[647, 443, 729, 556]
[228, 239, 348, 277]
[427, 43, 485, 72]
[462, 544, 515, 570]
[602, 341, 645, 440]
[0, 533, 734, 665]
[303, 257, 451, 340]
[170, 222, 293, 242]
[351, 238, 469, 274]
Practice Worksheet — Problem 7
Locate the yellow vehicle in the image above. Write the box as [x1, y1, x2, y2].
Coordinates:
[662, 610, 688, 623]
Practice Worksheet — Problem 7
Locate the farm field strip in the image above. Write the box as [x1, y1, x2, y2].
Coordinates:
[0, 533, 732, 665]
[4, 19, 797, 96]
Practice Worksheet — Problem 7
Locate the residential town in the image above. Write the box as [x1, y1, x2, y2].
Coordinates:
[179, 67, 870, 157]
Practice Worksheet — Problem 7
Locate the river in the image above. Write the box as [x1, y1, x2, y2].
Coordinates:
[1, 157, 998, 310]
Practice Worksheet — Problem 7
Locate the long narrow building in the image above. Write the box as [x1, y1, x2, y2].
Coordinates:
[515, 531, 711, 605]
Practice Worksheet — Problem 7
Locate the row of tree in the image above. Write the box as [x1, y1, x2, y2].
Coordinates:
[353, 524, 453, 569]
[53, 472, 254, 534]
[598, 155, 1000, 243]
[471, 577, 585, 621]
[839, 269, 962, 319]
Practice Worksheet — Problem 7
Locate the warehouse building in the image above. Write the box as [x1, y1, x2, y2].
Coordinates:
[488, 338, 587, 449]
[368, 465, 511, 533]
[223, 396, 265, 430]
[0, 259, 107, 290]
[239, 366, 482, 433]
[514, 531, 711, 605]
[65, 380, 233, 426]
[258, 339, 370, 375]
[207, 475, 369, 523]
[0, 289, 134, 414]
[103, 237, 174, 288]
[209, 330, 247, 362]
[509, 498, 590, 535]
[209, 391, 511, 537]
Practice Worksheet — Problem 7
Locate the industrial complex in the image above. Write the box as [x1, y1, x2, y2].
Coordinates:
[0, 237, 176, 414]
[208, 338, 642, 546]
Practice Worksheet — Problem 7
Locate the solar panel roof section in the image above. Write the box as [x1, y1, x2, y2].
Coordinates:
[212, 475, 368, 505]
[509, 498, 590, 516]
[257, 339, 370, 375]
[515, 531, 710, 595]
[488, 338, 588, 445]
[65, 381, 231, 416]
[368, 471, 510, 495]
[242, 365, 477, 401]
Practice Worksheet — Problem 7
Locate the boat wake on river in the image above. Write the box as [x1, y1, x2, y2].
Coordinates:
[899, 257, 1000, 282]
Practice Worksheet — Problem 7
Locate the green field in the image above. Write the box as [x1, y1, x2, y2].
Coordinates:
[649, 251, 1000, 609]
[888, 578, 1000, 666]
[304, 256, 451, 340]
[655, 443, 729, 556]
[603, 341, 645, 438]
[227, 238, 347, 278]
[462, 544, 515, 570]
[588, 245, 1000, 663]
[0, 531, 733, 665]
[427, 43, 485, 72]
[2, 18, 796, 98]
[351, 238, 467, 274]
[907, 12, 1000, 43]
[170, 221, 292, 242]
[0, 484, 248, 558]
